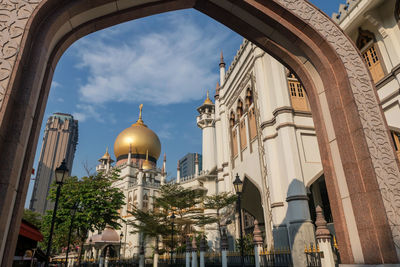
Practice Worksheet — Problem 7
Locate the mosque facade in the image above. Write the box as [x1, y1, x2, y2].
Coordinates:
[86, 0, 400, 264]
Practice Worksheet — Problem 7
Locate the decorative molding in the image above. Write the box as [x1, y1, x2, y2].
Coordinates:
[0, 0, 40, 109]
[286, 194, 309, 202]
[227, 72, 254, 109]
[276, 0, 400, 249]
[271, 202, 284, 208]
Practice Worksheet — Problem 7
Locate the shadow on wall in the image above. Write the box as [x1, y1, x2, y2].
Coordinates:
[274, 179, 316, 267]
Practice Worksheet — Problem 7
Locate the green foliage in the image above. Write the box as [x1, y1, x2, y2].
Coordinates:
[128, 185, 237, 252]
[203, 192, 237, 240]
[235, 234, 254, 254]
[128, 184, 207, 250]
[22, 209, 42, 229]
[40, 169, 125, 256]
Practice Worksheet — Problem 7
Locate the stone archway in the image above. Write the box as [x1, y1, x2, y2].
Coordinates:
[0, 0, 399, 265]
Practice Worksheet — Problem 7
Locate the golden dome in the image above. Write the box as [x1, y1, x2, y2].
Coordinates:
[203, 90, 213, 105]
[114, 104, 161, 161]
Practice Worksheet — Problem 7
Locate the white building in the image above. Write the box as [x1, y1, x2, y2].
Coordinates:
[85, 1, 400, 265]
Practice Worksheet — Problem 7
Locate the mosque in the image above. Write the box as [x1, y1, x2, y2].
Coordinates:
[84, 0, 400, 265]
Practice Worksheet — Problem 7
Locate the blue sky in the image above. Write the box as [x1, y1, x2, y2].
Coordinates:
[25, 1, 345, 207]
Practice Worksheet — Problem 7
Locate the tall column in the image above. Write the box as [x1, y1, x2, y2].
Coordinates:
[197, 91, 216, 171]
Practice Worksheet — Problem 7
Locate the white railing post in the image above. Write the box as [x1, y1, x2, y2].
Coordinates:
[186, 236, 191, 267]
[253, 219, 263, 267]
[199, 235, 206, 267]
[139, 245, 145, 267]
[221, 230, 228, 267]
[191, 236, 198, 267]
[153, 248, 158, 267]
[315, 206, 335, 267]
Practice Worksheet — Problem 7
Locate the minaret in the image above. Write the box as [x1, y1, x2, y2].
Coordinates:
[197, 90, 217, 172]
[195, 153, 199, 177]
[161, 153, 166, 185]
[96, 147, 114, 173]
[219, 51, 226, 86]
[176, 160, 181, 183]
[127, 143, 132, 165]
[137, 164, 144, 210]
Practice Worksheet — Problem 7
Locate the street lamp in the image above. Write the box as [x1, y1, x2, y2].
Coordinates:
[170, 212, 176, 265]
[119, 232, 123, 261]
[45, 159, 68, 267]
[233, 173, 245, 267]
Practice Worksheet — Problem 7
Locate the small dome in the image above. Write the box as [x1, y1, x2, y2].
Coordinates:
[142, 150, 153, 170]
[101, 227, 120, 242]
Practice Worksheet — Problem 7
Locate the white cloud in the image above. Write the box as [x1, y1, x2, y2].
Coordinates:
[73, 104, 105, 123]
[74, 13, 230, 106]
[51, 81, 61, 89]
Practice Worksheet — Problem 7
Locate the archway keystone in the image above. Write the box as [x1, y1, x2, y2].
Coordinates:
[0, 0, 399, 265]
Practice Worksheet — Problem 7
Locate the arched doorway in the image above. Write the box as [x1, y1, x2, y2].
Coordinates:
[241, 177, 264, 235]
[0, 0, 399, 265]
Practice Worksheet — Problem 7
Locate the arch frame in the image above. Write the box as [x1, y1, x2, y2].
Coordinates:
[0, 0, 399, 265]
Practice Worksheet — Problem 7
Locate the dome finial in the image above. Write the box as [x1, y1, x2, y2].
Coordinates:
[135, 104, 145, 125]
[203, 90, 213, 105]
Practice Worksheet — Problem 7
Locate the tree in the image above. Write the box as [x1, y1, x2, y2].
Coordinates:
[40, 169, 125, 264]
[22, 209, 42, 229]
[128, 184, 207, 252]
[203, 192, 237, 242]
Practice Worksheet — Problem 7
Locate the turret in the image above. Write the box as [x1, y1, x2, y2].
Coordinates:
[197, 91, 217, 171]
[161, 153, 166, 185]
[96, 147, 114, 173]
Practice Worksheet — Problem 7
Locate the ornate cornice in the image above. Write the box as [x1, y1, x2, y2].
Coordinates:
[0, 0, 40, 109]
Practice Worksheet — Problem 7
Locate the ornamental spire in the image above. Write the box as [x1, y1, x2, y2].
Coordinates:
[219, 50, 225, 66]
[203, 90, 213, 105]
[134, 104, 146, 126]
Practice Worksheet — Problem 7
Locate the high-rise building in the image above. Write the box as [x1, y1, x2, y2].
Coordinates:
[29, 113, 78, 214]
[178, 153, 202, 178]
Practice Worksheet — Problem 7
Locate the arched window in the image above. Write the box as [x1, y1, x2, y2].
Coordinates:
[246, 89, 257, 140]
[245, 88, 253, 108]
[287, 72, 309, 111]
[143, 193, 149, 211]
[127, 193, 133, 212]
[356, 28, 385, 83]
[230, 111, 236, 127]
[237, 99, 244, 117]
[391, 131, 400, 162]
[230, 111, 238, 157]
[237, 100, 247, 150]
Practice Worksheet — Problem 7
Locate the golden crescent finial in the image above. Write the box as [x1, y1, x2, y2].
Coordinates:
[134, 104, 145, 125]
[139, 104, 143, 119]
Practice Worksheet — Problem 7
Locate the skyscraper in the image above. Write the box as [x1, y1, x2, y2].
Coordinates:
[29, 113, 78, 214]
[178, 153, 202, 178]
